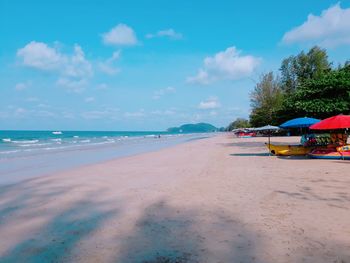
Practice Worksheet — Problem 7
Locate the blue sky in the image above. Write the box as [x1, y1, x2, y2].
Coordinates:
[1, 0, 350, 131]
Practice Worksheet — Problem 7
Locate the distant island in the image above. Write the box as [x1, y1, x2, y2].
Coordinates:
[167, 123, 218, 133]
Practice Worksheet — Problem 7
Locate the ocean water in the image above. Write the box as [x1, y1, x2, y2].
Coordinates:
[0, 130, 214, 185]
[0, 130, 183, 158]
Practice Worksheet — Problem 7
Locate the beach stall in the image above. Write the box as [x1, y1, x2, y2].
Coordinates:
[254, 125, 280, 155]
[267, 117, 321, 156]
[234, 129, 256, 138]
[265, 117, 320, 156]
[309, 114, 350, 159]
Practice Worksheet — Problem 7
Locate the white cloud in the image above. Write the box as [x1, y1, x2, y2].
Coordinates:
[62, 111, 75, 119]
[96, 83, 108, 90]
[57, 44, 92, 92]
[81, 107, 119, 120]
[35, 110, 56, 118]
[85, 97, 95, 103]
[209, 111, 217, 116]
[14, 107, 27, 116]
[187, 46, 260, 85]
[0, 111, 9, 119]
[188, 69, 210, 85]
[110, 50, 121, 61]
[282, 3, 350, 47]
[151, 109, 176, 116]
[17, 42, 92, 92]
[98, 51, 121, 75]
[81, 111, 106, 120]
[37, 103, 49, 108]
[25, 97, 39, 102]
[102, 24, 138, 46]
[98, 63, 120, 75]
[198, 97, 221, 110]
[146, 29, 183, 40]
[63, 45, 92, 79]
[14, 82, 29, 91]
[124, 109, 145, 118]
[152, 86, 176, 100]
[56, 78, 87, 93]
[0, 105, 70, 120]
[17, 41, 63, 70]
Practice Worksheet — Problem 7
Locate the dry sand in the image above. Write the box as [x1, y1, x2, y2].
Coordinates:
[0, 134, 349, 263]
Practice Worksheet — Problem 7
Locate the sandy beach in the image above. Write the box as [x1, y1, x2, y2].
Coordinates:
[0, 134, 349, 263]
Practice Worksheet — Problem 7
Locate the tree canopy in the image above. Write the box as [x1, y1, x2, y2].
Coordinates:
[281, 65, 350, 120]
[280, 46, 331, 93]
[245, 46, 348, 127]
[249, 72, 283, 127]
[226, 118, 250, 131]
[227, 46, 348, 128]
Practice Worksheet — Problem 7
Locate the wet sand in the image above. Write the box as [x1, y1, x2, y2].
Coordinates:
[0, 134, 349, 262]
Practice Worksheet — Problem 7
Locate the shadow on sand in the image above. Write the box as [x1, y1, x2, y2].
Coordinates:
[276, 155, 309, 160]
[114, 200, 262, 263]
[0, 178, 119, 262]
[230, 153, 270, 157]
[0, 177, 264, 263]
[1, 178, 350, 262]
[219, 142, 265, 148]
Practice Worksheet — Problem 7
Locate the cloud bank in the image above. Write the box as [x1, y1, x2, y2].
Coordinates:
[17, 41, 92, 92]
[282, 3, 350, 47]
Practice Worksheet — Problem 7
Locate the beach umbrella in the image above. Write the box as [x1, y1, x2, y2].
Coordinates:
[254, 125, 280, 132]
[280, 117, 320, 129]
[254, 125, 280, 154]
[310, 115, 350, 130]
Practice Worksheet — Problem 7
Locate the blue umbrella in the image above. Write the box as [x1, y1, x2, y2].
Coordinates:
[280, 117, 320, 128]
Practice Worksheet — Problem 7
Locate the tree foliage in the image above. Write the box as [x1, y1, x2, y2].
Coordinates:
[229, 46, 348, 128]
[280, 65, 350, 120]
[280, 46, 331, 93]
[249, 72, 283, 127]
[226, 118, 250, 131]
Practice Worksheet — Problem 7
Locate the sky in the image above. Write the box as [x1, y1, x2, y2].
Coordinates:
[1, 0, 350, 131]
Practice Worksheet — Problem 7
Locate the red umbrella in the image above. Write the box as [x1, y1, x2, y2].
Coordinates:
[310, 114, 350, 130]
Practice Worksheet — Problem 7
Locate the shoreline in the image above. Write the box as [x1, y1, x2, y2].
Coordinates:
[0, 133, 213, 186]
[0, 134, 349, 262]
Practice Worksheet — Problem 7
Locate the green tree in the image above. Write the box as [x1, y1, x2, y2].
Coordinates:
[280, 46, 331, 93]
[249, 72, 283, 127]
[281, 64, 350, 119]
[227, 118, 250, 131]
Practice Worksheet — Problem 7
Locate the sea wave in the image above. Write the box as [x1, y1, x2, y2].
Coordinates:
[12, 140, 39, 144]
[2, 138, 11, 142]
[18, 143, 52, 147]
[0, 149, 21, 154]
